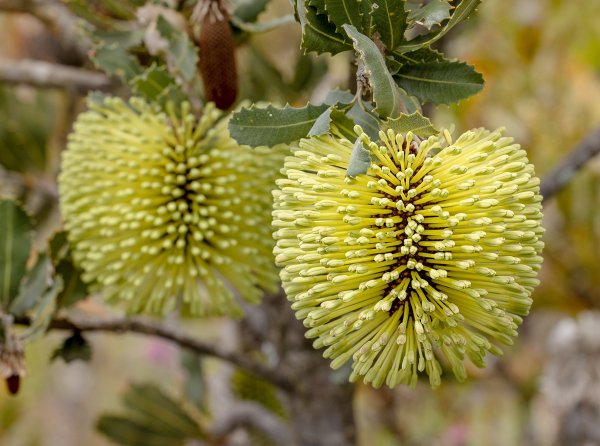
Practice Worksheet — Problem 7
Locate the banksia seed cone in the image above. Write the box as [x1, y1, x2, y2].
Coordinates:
[273, 128, 544, 387]
[196, 1, 237, 110]
[59, 97, 281, 316]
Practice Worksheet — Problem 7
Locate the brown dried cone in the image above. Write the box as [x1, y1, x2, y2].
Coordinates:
[0, 329, 26, 395]
[195, 0, 237, 110]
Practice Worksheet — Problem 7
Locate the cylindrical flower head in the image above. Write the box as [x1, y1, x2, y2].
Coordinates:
[59, 97, 281, 316]
[273, 128, 544, 388]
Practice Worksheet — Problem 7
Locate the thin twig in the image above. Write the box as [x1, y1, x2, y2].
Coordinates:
[15, 314, 295, 391]
[541, 126, 600, 203]
[0, 59, 112, 93]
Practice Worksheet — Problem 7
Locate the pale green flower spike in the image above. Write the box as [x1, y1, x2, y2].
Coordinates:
[59, 97, 282, 316]
[273, 127, 544, 388]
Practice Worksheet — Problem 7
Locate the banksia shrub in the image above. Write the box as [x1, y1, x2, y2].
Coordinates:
[59, 97, 281, 316]
[273, 127, 544, 387]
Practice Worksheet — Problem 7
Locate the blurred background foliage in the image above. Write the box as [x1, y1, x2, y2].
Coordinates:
[0, 0, 599, 445]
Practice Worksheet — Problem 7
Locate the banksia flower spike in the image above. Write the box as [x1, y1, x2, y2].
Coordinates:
[59, 97, 281, 316]
[273, 127, 544, 388]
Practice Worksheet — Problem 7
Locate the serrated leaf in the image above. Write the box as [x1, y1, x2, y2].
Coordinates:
[308, 105, 355, 140]
[406, 0, 451, 30]
[9, 254, 51, 317]
[0, 200, 32, 310]
[23, 276, 62, 341]
[395, 60, 484, 104]
[343, 24, 403, 118]
[346, 103, 380, 140]
[91, 43, 143, 81]
[51, 332, 92, 363]
[346, 137, 373, 177]
[384, 112, 439, 136]
[322, 0, 363, 33]
[89, 28, 145, 49]
[368, 0, 407, 50]
[323, 89, 355, 105]
[156, 16, 198, 82]
[394, 46, 445, 64]
[297, 0, 352, 55]
[395, 0, 481, 53]
[229, 103, 329, 147]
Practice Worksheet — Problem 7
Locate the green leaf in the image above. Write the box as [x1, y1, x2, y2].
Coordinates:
[230, 14, 295, 33]
[346, 103, 380, 140]
[51, 332, 92, 363]
[308, 105, 355, 140]
[9, 254, 51, 317]
[384, 112, 439, 136]
[55, 257, 88, 309]
[406, 0, 451, 30]
[346, 137, 373, 177]
[395, 60, 484, 104]
[0, 200, 32, 310]
[89, 28, 145, 49]
[97, 417, 183, 446]
[368, 0, 407, 50]
[297, 0, 352, 55]
[232, 369, 287, 419]
[181, 352, 206, 411]
[229, 103, 329, 147]
[395, 0, 481, 53]
[156, 16, 199, 82]
[343, 24, 403, 118]
[322, 0, 363, 33]
[91, 43, 143, 82]
[232, 0, 270, 22]
[98, 383, 205, 445]
[394, 46, 445, 64]
[132, 65, 179, 102]
[23, 276, 63, 341]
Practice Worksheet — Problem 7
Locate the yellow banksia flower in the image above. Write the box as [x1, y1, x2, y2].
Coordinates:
[273, 127, 544, 388]
[59, 97, 281, 316]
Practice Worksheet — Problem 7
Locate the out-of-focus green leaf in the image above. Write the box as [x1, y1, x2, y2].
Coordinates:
[229, 103, 329, 147]
[297, 0, 352, 55]
[343, 24, 403, 118]
[132, 65, 178, 102]
[384, 112, 439, 136]
[395, 0, 481, 53]
[291, 53, 329, 92]
[23, 276, 62, 341]
[346, 137, 372, 177]
[55, 257, 88, 309]
[0, 200, 32, 311]
[97, 417, 184, 446]
[232, 369, 287, 419]
[89, 28, 145, 49]
[368, 0, 407, 50]
[0, 87, 51, 173]
[232, 0, 270, 22]
[395, 60, 484, 104]
[97, 383, 205, 446]
[91, 43, 143, 81]
[51, 332, 92, 363]
[9, 254, 51, 317]
[406, 0, 451, 30]
[230, 14, 295, 33]
[180, 352, 206, 411]
[155, 16, 198, 83]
